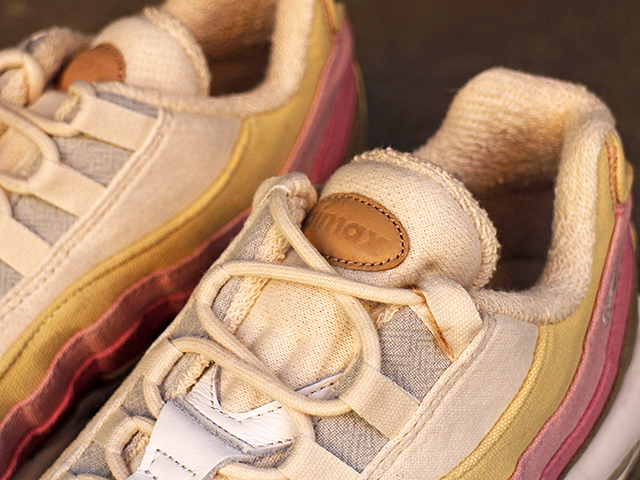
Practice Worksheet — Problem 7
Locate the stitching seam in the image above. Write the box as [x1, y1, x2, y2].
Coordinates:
[365, 318, 495, 479]
[0, 111, 174, 381]
[148, 449, 197, 478]
[320, 193, 406, 267]
[98, 43, 126, 82]
[189, 400, 295, 448]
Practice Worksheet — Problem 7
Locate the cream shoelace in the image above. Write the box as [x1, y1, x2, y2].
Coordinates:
[0, 49, 106, 276]
[101, 186, 434, 480]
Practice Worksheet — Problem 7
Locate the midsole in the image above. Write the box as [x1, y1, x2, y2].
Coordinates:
[0, 211, 247, 480]
[564, 295, 640, 480]
[510, 199, 635, 480]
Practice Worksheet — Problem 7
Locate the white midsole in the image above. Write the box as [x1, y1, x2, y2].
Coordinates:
[564, 296, 640, 480]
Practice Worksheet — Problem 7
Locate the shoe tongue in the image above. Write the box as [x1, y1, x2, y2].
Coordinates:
[217, 151, 498, 413]
[58, 9, 209, 96]
[2, 11, 209, 181]
[304, 152, 497, 290]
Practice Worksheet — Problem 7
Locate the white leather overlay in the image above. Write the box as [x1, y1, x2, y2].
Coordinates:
[362, 314, 539, 480]
[129, 368, 339, 480]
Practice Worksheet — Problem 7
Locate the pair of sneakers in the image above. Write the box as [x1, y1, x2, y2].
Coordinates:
[0, 1, 638, 479]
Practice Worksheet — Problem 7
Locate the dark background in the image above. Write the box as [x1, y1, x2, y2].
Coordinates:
[2, 0, 640, 477]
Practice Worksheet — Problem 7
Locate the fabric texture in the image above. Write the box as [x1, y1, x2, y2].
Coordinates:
[11, 0, 364, 478]
[91, 11, 209, 96]
[416, 67, 615, 325]
[315, 307, 452, 472]
[40, 144, 499, 479]
[419, 71, 635, 480]
[31, 27, 638, 480]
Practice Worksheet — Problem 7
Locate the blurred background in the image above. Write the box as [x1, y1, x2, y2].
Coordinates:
[4, 0, 638, 241]
[2, 0, 640, 477]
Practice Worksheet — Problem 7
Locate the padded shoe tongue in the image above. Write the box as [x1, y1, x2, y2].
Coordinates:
[306, 151, 498, 290]
[59, 8, 210, 96]
[219, 150, 499, 412]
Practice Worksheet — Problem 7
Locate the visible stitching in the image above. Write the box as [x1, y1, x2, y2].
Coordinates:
[189, 400, 297, 448]
[0, 111, 173, 381]
[364, 319, 494, 479]
[0, 109, 171, 314]
[148, 449, 197, 478]
[612, 142, 620, 204]
[320, 193, 407, 268]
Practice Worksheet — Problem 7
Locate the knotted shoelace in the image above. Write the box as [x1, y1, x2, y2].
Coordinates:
[101, 186, 454, 480]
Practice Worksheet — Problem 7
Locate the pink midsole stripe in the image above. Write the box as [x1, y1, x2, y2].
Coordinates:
[310, 63, 357, 183]
[511, 198, 634, 480]
[1, 19, 360, 479]
[0, 291, 190, 480]
[0, 211, 247, 480]
[542, 223, 635, 478]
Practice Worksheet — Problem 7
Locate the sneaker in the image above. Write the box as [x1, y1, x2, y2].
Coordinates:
[0, 0, 364, 476]
[43, 68, 637, 480]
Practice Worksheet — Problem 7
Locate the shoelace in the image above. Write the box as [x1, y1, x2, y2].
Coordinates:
[0, 49, 106, 275]
[102, 186, 452, 480]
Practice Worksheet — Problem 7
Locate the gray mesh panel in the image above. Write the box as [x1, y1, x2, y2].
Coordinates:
[315, 412, 387, 473]
[226, 207, 276, 262]
[11, 195, 75, 244]
[171, 301, 208, 340]
[123, 380, 154, 419]
[0, 261, 21, 296]
[380, 307, 451, 399]
[99, 92, 158, 118]
[71, 442, 115, 479]
[55, 135, 130, 187]
[315, 307, 452, 471]
[208, 207, 277, 323]
[1, 109, 133, 296]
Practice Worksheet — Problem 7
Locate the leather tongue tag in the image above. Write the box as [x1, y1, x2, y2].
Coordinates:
[303, 193, 409, 272]
[58, 43, 126, 91]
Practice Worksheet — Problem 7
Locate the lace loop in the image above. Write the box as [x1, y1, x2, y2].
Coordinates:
[172, 336, 352, 418]
[0, 48, 46, 104]
[105, 185, 482, 480]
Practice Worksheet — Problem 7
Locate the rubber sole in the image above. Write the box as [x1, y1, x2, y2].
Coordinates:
[0, 18, 365, 477]
[564, 294, 640, 480]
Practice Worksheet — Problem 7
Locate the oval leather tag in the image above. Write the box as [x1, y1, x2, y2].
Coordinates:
[303, 193, 408, 271]
[59, 43, 126, 91]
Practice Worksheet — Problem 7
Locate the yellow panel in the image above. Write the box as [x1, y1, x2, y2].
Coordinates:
[0, 0, 346, 417]
[442, 133, 622, 479]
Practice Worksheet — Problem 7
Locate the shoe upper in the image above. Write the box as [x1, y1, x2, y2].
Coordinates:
[43, 68, 636, 480]
[0, 0, 362, 477]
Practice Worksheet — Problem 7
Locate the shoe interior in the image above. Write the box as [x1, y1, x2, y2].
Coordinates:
[415, 68, 618, 322]
[470, 175, 555, 291]
[162, 0, 276, 95]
